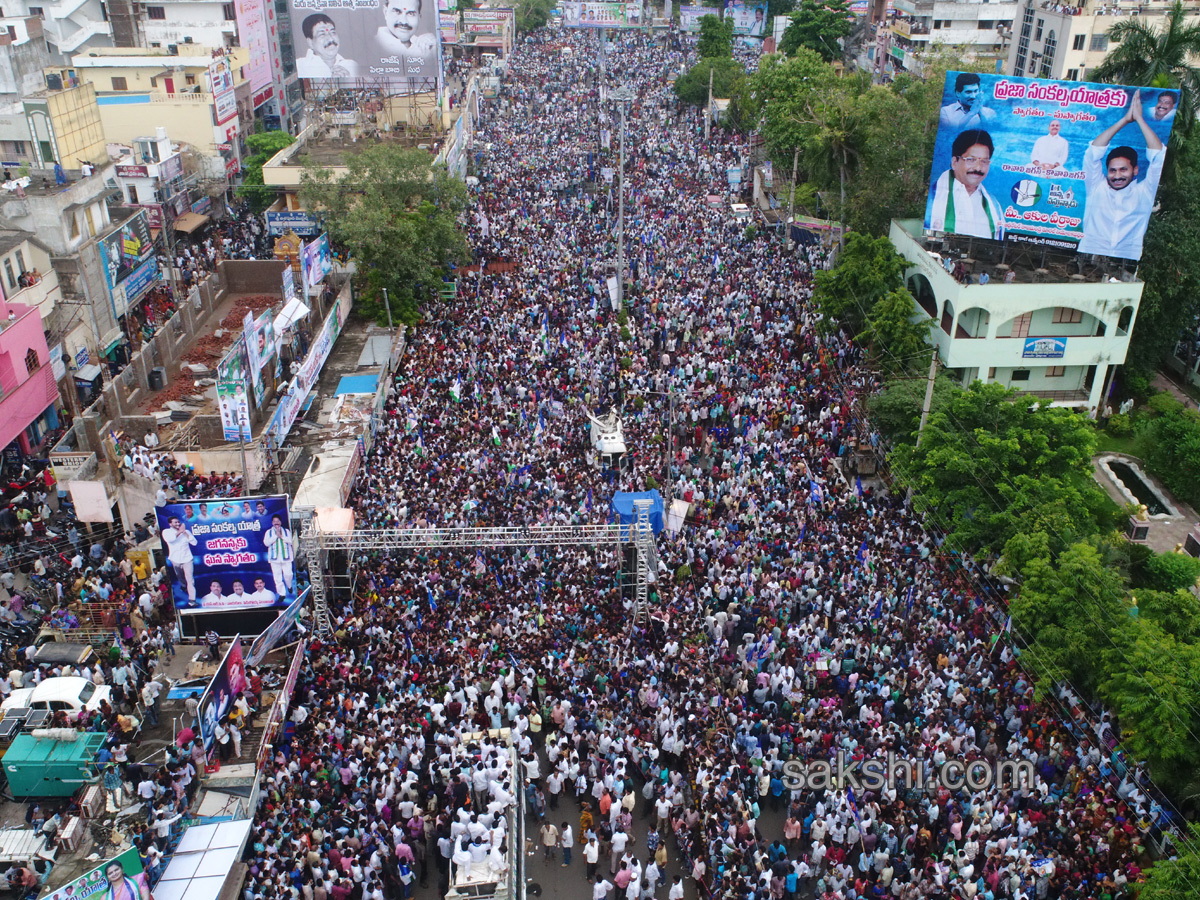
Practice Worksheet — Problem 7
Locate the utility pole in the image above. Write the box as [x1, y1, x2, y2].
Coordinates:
[785, 146, 799, 251]
[610, 85, 635, 308]
[705, 63, 713, 141]
[915, 348, 939, 449]
[382, 287, 395, 335]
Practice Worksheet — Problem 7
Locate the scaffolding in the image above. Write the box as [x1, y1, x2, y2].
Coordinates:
[300, 515, 659, 637]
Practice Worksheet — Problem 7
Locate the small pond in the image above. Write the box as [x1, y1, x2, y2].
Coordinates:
[1107, 460, 1170, 516]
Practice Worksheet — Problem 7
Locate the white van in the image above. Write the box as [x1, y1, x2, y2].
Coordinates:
[1, 677, 112, 717]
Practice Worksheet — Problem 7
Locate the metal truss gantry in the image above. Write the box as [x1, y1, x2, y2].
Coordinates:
[300, 498, 657, 637]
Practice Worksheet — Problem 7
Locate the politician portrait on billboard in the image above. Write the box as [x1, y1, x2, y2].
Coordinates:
[924, 71, 1178, 261]
[289, 0, 441, 84]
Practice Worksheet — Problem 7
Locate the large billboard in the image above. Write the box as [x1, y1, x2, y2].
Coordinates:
[216, 336, 252, 442]
[40, 848, 146, 900]
[724, 0, 766, 37]
[198, 635, 247, 758]
[300, 232, 333, 291]
[235, 0, 273, 95]
[156, 495, 296, 613]
[563, 2, 644, 27]
[924, 72, 1178, 261]
[679, 5, 706, 32]
[99, 210, 159, 318]
[289, 0, 441, 84]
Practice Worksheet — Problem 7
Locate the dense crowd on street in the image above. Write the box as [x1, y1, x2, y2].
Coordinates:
[236, 26, 1173, 900]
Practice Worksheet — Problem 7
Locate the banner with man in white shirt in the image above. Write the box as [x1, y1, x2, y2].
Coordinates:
[155, 495, 295, 614]
[924, 71, 1177, 261]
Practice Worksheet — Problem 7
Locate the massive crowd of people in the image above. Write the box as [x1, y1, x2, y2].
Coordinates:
[236, 26, 1174, 900]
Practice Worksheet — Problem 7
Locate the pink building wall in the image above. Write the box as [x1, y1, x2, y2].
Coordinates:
[0, 300, 60, 454]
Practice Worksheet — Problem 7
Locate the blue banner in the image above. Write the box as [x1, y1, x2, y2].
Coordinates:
[1022, 336, 1067, 359]
[265, 209, 321, 236]
[156, 495, 295, 613]
[925, 72, 1178, 261]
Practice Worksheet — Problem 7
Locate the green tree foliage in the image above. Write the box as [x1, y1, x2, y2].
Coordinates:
[1091, 0, 1200, 151]
[1143, 550, 1200, 592]
[778, 0, 853, 62]
[866, 373, 958, 443]
[889, 382, 1108, 559]
[299, 144, 470, 326]
[236, 130, 295, 213]
[812, 232, 907, 334]
[1125, 149, 1200, 373]
[1136, 824, 1200, 900]
[856, 289, 932, 376]
[697, 13, 734, 59]
[1010, 542, 1131, 696]
[1140, 392, 1200, 509]
[1136, 588, 1200, 642]
[514, 0, 553, 31]
[674, 57, 746, 108]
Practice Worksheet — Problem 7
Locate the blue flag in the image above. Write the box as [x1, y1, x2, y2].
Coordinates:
[856, 540, 868, 563]
[855, 475, 863, 498]
[809, 480, 822, 504]
[872, 593, 883, 620]
[905, 585, 916, 614]
[586, 489, 592, 512]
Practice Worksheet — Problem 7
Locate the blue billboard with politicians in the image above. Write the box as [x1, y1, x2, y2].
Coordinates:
[924, 71, 1179, 261]
[156, 495, 296, 614]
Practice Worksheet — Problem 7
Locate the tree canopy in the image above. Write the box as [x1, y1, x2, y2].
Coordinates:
[697, 13, 734, 59]
[778, 0, 853, 62]
[300, 144, 470, 326]
[236, 130, 295, 213]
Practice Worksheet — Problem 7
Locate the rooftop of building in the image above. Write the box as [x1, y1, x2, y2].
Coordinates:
[892, 218, 1143, 287]
[0, 163, 115, 199]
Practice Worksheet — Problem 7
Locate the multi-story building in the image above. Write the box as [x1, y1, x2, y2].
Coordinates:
[55, 45, 251, 180]
[139, 0, 239, 51]
[1008, 0, 1200, 82]
[0, 0, 137, 57]
[887, 0, 1018, 71]
[890, 219, 1141, 411]
[0, 294, 64, 460]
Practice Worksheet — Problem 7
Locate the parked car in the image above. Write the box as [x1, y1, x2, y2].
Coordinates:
[0, 677, 111, 717]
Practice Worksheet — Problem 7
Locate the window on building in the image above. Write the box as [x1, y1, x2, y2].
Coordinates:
[100, 1, 107, 20]
[3, 260, 13, 290]
[111, 76, 127, 91]
[1052, 306, 1084, 324]
[1011, 313, 1032, 337]
[1067, 68, 1079, 81]
[68, 215, 79, 240]
[1034, 18, 1043, 40]
[14, 249, 25, 274]
[84, 206, 95, 237]
[24, 348, 39, 376]
[223, 2, 236, 19]
[147, 5, 165, 18]
[185, 74, 196, 86]
[127, 185, 139, 204]
[1011, 369, 1031, 382]
[1072, 33, 1085, 50]
[1046, 366, 1066, 377]
[1041, 30, 1057, 77]
[979, 20, 994, 30]
[1090, 34, 1108, 51]
[28, 6, 43, 16]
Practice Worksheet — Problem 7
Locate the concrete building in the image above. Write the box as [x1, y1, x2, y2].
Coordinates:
[61, 45, 251, 180]
[139, 0, 239, 52]
[112, 127, 189, 229]
[890, 218, 1141, 411]
[884, 0, 1018, 71]
[0, 294, 63, 459]
[1006, 0, 1200, 82]
[0, 0, 126, 57]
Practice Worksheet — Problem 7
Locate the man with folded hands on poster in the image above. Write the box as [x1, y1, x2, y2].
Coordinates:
[264, 514, 294, 598]
[1078, 91, 1166, 260]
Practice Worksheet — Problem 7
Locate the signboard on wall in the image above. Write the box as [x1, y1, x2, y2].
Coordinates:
[40, 848, 146, 900]
[924, 72, 1178, 260]
[216, 335, 251, 442]
[289, 0, 442, 84]
[563, 1, 643, 27]
[235, 0, 273, 95]
[300, 233, 333, 291]
[265, 209, 320, 236]
[98, 209, 160, 318]
[155, 495, 295, 613]
[1022, 336, 1068, 359]
[679, 4, 706, 32]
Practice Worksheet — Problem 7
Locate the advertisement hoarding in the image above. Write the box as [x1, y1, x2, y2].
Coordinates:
[290, 0, 442, 85]
[440, 11, 458, 41]
[254, 638, 306, 771]
[197, 635, 247, 758]
[1023, 337, 1068, 358]
[563, 1, 643, 27]
[679, 4, 706, 32]
[265, 209, 321, 236]
[235, 0, 274, 95]
[725, 0, 766, 37]
[300, 233, 333, 291]
[267, 293, 350, 445]
[924, 72, 1178, 260]
[99, 210, 160, 317]
[40, 848, 145, 900]
[156, 495, 296, 613]
[216, 336, 251, 442]
[247, 588, 310, 665]
[283, 265, 296, 303]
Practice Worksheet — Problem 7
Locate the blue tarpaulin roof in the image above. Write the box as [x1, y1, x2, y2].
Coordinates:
[609, 490, 665, 537]
[335, 374, 379, 396]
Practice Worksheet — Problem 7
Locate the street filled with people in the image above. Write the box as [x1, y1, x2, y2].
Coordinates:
[240, 26, 1170, 900]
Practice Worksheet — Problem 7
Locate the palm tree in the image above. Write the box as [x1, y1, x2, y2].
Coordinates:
[1091, 0, 1200, 150]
